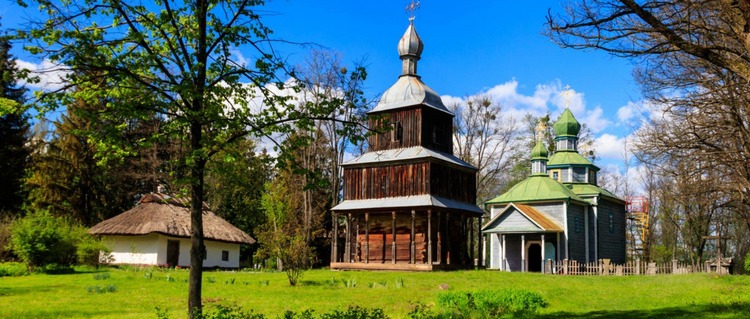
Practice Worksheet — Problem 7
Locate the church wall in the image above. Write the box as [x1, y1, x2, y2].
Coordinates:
[421, 108, 453, 153]
[530, 202, 566, 226]
[566, 203, 587, 262]
[343, 162, 429, 200]
[368, 107, 422, 151]
[597, 199, 627, 263]
[429, 162, 476, 204]
[504, 235, 523, 272]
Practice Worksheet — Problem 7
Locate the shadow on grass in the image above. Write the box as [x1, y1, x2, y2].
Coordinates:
[540, 302, 750, 319]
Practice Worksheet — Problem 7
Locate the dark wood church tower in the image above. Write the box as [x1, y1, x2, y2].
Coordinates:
[330, 19, 483, 271]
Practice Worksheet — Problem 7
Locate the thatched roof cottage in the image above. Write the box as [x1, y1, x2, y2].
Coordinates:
[89, 193, 255, 268]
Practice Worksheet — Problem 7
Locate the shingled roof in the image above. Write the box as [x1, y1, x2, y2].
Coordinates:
[88, 193, 255, 244]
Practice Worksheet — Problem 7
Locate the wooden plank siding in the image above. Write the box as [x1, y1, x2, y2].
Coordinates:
[343, 162, 430, 200]
[597, 199, 627, 264]
[566, 203, 586, 263]
[367, 107, 453, 153]
[430, 162, 476, 204]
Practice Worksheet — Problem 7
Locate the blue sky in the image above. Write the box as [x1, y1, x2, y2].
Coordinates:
[2, 0, 649, 187]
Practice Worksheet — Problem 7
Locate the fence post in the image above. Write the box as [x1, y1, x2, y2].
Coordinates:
[672, 260, 678, 274]
[563, 259, 568, 275]
[635, 258, 641, 275]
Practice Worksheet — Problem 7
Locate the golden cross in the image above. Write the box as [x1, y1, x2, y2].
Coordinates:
[406, 0, 420, 20]
[563, 84, 573, 109]
[535, 121, 547, 141]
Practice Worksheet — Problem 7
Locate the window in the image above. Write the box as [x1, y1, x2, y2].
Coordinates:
[221, 250, 229, 261]
[203, 246, 207, 260]
[608, 212, 615, 233]
[552, 171, 559, 181]
[589, 171, 597, 185]
[391, 122, 403, 143]
[574, 217, 581, 233]
[573, 167, 586, 182]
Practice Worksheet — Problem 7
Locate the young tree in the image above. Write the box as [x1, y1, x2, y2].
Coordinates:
[0, 31, 29, 216]
[18, 1, 361, 316]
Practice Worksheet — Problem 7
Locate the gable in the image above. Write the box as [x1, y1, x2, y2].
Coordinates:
[483, 206, 542, 233]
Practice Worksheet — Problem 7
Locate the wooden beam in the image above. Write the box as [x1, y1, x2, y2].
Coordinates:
[427, 210, 432, 264]
[437, 211, 442, 264]
[392, 211, 397, 264]
[410, 210, 416, 264]
[332, 213, 338, 263]
[365, 212, 369, 264]
[346, 213, 352, 263]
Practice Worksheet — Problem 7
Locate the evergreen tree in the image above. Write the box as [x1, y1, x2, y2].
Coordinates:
[0, 31, 29, 216]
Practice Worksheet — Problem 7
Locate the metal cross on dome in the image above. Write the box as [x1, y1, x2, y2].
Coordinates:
[406, 0, 420, 20]
[563, 84, 574, 109]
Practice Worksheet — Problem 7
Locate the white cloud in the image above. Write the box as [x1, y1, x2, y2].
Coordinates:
[15, 59, 71, 91]
[617, 103, 635, 122]
[594, 133, 628, 161]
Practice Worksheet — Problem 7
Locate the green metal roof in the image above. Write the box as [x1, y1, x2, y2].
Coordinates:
[547, 150, 599, 171]
[485, 175, 587, 205]
[553, 108, 581, 137]
[531, 140, 548, 160]
[568, 184, 624, 203]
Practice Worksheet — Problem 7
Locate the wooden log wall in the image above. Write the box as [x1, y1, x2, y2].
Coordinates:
[367, 106, 454, 154]
[368, 107, 422, 151]
[343, 162, 430, 200]
[420, 108, 453, 154]
[430, 163, 477, 204]
[355, 213, 427, 263]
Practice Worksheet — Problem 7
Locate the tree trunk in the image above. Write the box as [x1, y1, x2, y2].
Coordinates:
[188, 121, 206, 318]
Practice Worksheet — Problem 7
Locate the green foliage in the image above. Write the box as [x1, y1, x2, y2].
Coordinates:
[86, 284, 117, 294]
[256, 179, 314, 286]
[0, 262, 29, 277]
[75, 227, 111, 267]
[10, 211, 78, 270]
[745, 251, 750, 273]
[92, 272, 110, 280]
[436, 289, 547, 318]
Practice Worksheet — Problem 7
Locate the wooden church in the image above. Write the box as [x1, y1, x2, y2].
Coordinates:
[330, 19, 483, 270]
[482, 108, 627, 272]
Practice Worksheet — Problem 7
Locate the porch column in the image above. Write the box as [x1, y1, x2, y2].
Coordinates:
[477, 216, 483, 268]
[332, 213, 338, 263]
[501, 234, 506, 271]
[584, 206, 589, 262]
[392, 211, 397, 264]
[410, 210, 416, 264]
[445, 213, 451, 264]
[365, 213, 369, 264]
[345, 213, 352, 262]
[556, 232, 561, 262]
[437, 211, 442, 264]
[521, 234, 526, 272]
[427, 210, 432, 264]
[468, 215, 474, 266]
[541, 234, 546, 273]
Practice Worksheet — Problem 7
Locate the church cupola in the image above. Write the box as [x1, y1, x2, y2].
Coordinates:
[531, 140, 548, 175]
[398, 19, 423, 76]
[553, 108, 581, 151]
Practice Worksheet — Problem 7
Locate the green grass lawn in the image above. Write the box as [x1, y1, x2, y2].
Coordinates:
[1, 267, 749, 318]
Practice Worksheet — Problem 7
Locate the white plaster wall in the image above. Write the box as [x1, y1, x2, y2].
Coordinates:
[102, 234, 241, 268]
[104, 234, 161, 266]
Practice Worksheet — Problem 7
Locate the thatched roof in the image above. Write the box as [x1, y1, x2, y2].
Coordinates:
[89, 193, 255, 244]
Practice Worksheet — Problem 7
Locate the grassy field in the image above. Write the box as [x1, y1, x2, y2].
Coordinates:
[1, 267, 749, 318]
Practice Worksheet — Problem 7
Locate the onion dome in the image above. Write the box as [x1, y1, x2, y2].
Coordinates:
[531, 140, 548, 160]
[368, 20, 451, 115]
[553, 108, 581, 138]
[398, 19, 423, 76]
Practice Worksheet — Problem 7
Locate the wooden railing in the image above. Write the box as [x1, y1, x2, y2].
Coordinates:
[542, 259, 717, 275]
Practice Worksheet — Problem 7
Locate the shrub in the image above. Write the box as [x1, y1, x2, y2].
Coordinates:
[75, 228, 111, 267]
[745, 251, 750, 274]
[10, 211, 79, 271]
[0, 262, 29, 277]
[436, 289, 547, 318]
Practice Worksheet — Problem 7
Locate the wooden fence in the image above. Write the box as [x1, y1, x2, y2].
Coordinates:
[541, 259, 721, 275]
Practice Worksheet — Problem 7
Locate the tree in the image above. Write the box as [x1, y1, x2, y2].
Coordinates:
[450, 95, 518, 203]
[19, 0, 361, 316]
[0, 31, 29, 216]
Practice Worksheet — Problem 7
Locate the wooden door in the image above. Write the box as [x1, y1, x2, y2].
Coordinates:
[167, 240, 179, 267]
